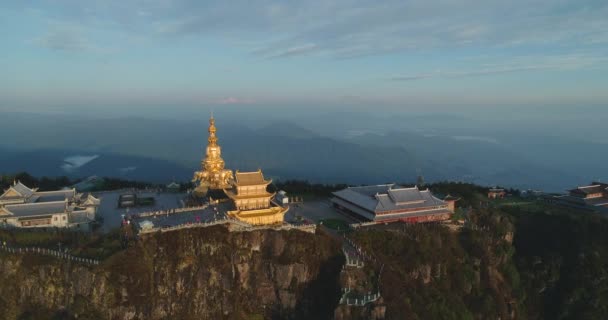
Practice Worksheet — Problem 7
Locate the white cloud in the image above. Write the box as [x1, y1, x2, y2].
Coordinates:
[19, 1, 608, 58]
[217, 97, 254, 104]
[390, 53, 608, 81]
[61, 155, 99, 172]
[264, 43, 318, 59]
[390, 66, 548, 81]
[32, 25, 92, 52]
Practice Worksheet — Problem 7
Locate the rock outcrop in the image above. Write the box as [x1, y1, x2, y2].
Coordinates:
[0, 226, 343, 320]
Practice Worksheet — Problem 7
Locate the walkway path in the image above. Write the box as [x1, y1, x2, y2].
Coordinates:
[0, 245, 100, 266]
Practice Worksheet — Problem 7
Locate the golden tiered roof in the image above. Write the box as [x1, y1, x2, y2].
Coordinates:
[192, 117, 234, 192]
[224, 170, 274, 200]
[234, 170, 271, 186]
[227, 206, 287, 225]
[224, 169, 288, 225]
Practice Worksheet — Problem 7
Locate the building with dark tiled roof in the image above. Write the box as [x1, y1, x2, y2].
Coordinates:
[331, 184, 453, 223]
[0, 181, 99, 229]
[552, 182, 608, 213]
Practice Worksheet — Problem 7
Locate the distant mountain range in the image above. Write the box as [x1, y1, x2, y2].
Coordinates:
[0, 147, 191, 182]
[0, 111, 601, 191]
[351, 131, 582, 191]
[0, 113, 431, 185]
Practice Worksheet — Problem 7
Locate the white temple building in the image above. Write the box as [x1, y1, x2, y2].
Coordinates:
[0, 181, 100, 229]
[331, 184, 454, 223]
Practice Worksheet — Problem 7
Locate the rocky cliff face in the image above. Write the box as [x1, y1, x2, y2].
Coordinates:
[6, 209, 579, 320]
[0, 226, 344, 320]
[348, 216, 518, 320]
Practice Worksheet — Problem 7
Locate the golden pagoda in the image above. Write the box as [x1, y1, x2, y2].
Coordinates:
[192, 117, 234, 195]
[224, 170, 288, 225]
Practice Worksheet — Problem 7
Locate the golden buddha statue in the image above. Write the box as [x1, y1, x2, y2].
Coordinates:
[193, 117, 233, 195]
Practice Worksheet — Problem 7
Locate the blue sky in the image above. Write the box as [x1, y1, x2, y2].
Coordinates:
[1, 0, 607, 112]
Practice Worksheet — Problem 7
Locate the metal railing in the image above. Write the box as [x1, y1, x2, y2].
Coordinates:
[343, 248, 365, 268]
[339, 288, 381, 306]
[0, 245, 100, 265]
[135, 204, 209, 218]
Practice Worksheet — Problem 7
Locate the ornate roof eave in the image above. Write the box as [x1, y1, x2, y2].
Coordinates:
[0, 207, 14, 216]
[83, 194, 101, 206]
[223, 188, 237, 200]
[0, 187, 23, 200]
[16, 181, 38, 192]
[233, 181, 273, 187]
[444, 195, 461, 202]
[228, 205, 288, 218]
[234, 169, 272, 186]
[224, 189, 275, 200]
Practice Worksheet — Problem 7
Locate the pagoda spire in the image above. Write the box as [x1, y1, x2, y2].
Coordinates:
[208, 116, 218, 146]
[192, 116, 233, 193]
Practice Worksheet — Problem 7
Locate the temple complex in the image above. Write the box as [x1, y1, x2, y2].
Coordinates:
[191, 116, 287, 225]
[224, 170, 288, 225]
[192, 117, 234, 196]
[0, 181, 99, 229]
[331, 184, 453, 223]
[553, 182, 608, 213]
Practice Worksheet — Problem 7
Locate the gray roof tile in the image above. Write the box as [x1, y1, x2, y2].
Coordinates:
[3, 201, 67, 217]
[333, 184, 447, 214]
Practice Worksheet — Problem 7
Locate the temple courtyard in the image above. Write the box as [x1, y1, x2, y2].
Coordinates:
[93, 191, 186, 232]
[285, 200, 356, 224]
[93, 189, 353, 233]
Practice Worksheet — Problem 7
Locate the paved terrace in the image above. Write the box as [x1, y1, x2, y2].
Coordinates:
[285, 200, 358, 224]
[96, 192, 355, 233]
[93, 190, 187, 232]
[131, 203, 228, 230]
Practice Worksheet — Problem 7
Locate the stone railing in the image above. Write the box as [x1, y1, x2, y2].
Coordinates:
[138, 219, 317, 235]
[91, 188, 130, 195]
[343, 248, 365, 268]
[93, 188, 171, 195]
[0, 245, 100, 265]
[238, 223, 317, 234]
[349, 221, 378, 229]
[343, 236, 378, 265]
[339, 288, 381, 306]
[135, 204, 209, 218]
[138, 218, 231, 234]
[92, 188, 151, 195]
[340, 236, 384, 307]
[339, 238, 383, 306]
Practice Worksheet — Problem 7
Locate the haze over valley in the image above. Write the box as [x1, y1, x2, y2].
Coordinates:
[2, 0, 607, 191]
[0, 108, 604, 192]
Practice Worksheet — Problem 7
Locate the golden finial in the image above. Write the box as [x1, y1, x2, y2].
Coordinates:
[208, 116, 218, 145]
[193, 115, 233, 192]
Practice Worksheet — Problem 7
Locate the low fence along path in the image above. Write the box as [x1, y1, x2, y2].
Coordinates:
[0, 244, 99, 266]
